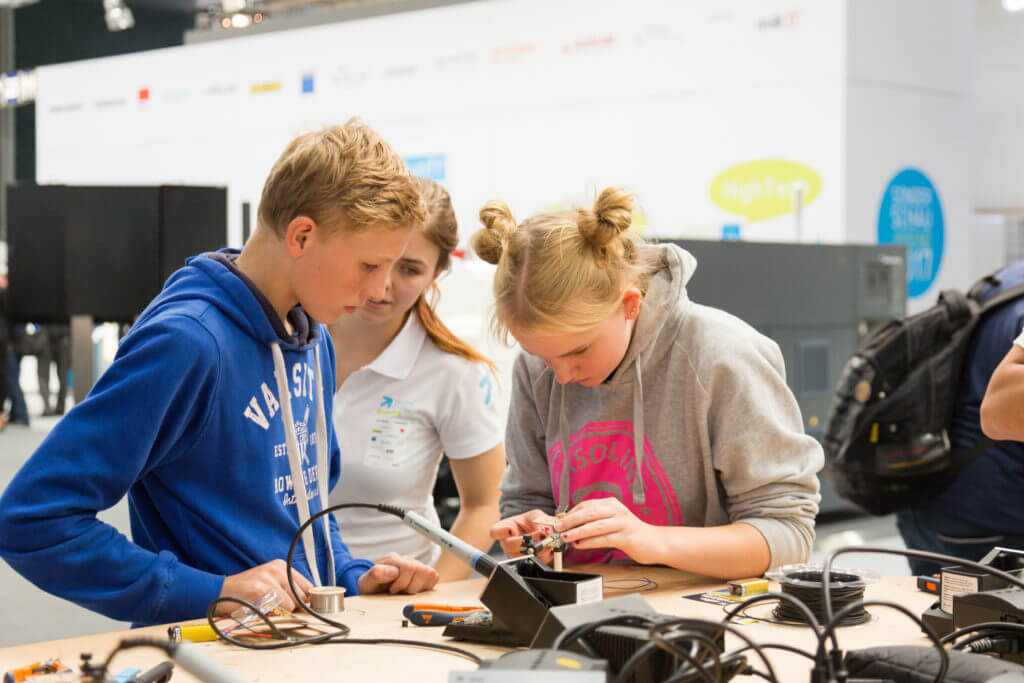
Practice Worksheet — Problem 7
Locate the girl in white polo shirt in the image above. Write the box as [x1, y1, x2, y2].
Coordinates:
[328, 178, 505, 581]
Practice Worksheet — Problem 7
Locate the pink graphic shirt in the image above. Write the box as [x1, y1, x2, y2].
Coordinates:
[548, 420, 683, 564]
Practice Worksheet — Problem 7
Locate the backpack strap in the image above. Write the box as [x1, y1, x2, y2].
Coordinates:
[977, 282, 1024, 315]
[951, 435, 996, 470]
[939, 289, 974, 321]
[967, 270, 1003, 299]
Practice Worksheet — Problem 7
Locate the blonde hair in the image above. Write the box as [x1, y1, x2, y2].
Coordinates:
[258, 118, 425, 237]
[471, 187, 659, 340]
[411, 178, 497, 373]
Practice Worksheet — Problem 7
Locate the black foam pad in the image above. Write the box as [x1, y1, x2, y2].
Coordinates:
[845, 646, 1024, 683]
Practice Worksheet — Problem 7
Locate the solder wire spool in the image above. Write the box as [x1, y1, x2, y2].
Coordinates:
[765, 564, 879, 627]
[309, 586, 346, 615]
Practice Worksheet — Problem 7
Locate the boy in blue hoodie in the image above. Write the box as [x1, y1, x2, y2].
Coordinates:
[0, 120, 441, 626]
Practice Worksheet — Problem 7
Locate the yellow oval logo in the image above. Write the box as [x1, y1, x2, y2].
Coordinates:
[710, 160, 822, 222]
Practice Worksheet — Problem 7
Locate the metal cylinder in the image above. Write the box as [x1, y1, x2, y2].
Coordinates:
[309, 586, 346, 614]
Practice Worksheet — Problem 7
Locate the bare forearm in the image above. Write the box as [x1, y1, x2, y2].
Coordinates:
[646, 522, 771, 580]
[434, 503, 500, 581]
[982, 355, 1024, 441]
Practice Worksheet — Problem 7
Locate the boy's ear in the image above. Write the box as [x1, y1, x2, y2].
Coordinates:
[284, 216, 317, 258]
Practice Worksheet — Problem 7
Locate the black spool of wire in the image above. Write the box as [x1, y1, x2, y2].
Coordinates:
[770, 566, 874, 627]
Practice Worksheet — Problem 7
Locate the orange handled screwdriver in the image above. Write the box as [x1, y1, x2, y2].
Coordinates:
[402, 603, 488, 626]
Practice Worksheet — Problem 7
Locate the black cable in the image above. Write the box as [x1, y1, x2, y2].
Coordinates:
[94, 638, 174, 682]
[820, 546, 1024, 625]
[722, 591, 823, 632]
[649, 628, 721, 683]
[940, 621, 1024, 645]
[818, 599, 948, 683]
[775, 570, 869, 627]
[614, 640, 665, 683]
[199, 501, 481, 664]
[650, 618, 780, 683]
[732, 642, 818, 662]
[604, 577, 659, 592]
[811, 543, 1024, 682]
[551, 613, 657, 653]
[722, 591, 829, 680]
[285, 502, 482, 664]
[955, 633, 1021, 654]
[206, 596, 345, 650]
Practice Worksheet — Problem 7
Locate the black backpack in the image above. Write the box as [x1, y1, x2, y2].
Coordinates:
[822, 272, 1024, 515]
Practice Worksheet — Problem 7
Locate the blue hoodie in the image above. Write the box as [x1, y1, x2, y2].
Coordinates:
[0, 250, 373, 626]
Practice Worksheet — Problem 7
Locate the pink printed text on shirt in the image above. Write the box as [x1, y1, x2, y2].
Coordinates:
[547, 420, 682, 565]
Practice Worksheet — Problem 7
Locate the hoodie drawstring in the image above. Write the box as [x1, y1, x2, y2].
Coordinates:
[556, 365, 647, 511]
[271, 342, 334, 587]
[557, 391, 572, 513]
[631, 363, 646, 506]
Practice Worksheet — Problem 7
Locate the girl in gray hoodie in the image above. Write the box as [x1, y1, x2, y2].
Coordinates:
[472, 187, 823, 579]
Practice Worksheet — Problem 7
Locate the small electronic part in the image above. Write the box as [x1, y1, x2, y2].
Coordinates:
[3, 660, 70, 683]
[167, 624, 218, 643]
[520, 530, 568, 571]
[228, 590, 281, 629]
[727, 578, 769, 597]
[308, 586, 345, 615]
[917, 574, 941, 595]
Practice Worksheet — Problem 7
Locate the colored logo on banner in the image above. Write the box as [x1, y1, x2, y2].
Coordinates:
[301, 74, 314, 94]
[877, 168, 944, 299]
[404, 154, 446, 182]
[709, 159, 821, 222]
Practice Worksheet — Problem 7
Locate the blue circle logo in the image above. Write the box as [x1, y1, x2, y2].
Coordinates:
[877, 168, 944, 298]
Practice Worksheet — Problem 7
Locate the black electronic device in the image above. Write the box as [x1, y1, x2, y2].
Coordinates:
[952, 588, 1024, 664]
[923, 548, 1024, 638]
[448, 649, 610, 682]
[443, 555, 603, 647]
[531, 594, 733, 683]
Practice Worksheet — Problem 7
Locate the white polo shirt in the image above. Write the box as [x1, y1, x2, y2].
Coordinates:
[329, 312, 503, 566]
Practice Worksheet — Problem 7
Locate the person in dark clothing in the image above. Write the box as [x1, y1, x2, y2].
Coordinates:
[35, 323, 71, 416]
[0, 270, 8, 430]
[896, 261, 1024, 575]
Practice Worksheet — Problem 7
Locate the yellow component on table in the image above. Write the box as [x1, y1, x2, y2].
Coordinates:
[727, 578, 770, 597]
[167, 623, 219, 642]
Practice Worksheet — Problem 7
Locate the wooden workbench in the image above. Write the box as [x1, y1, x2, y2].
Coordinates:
[0, 565, 938, 681]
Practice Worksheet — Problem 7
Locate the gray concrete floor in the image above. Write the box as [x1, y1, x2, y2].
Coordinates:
[0, 401, 911, 650]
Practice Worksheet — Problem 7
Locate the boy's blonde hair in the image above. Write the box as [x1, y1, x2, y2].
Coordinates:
[471, 186, 659, 339]
[258, 119, 425, 237]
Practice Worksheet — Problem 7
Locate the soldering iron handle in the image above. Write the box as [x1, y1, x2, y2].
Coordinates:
[401, 510, 497, 577]
[170, 642, 252, 683]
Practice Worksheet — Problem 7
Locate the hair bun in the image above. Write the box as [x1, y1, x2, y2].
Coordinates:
[472, 200, 517, 264]
[577, 186, 634, 249]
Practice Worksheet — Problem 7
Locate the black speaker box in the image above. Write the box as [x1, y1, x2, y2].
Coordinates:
[6, 184, 226, 323]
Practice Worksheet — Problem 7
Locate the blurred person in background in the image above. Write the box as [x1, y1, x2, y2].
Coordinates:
[1, 263, 29, 427]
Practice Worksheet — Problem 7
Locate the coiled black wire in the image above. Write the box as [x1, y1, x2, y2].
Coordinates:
[773, 569, 870, 627]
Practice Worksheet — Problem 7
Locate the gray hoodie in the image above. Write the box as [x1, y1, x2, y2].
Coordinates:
[500, 243, 823, 569]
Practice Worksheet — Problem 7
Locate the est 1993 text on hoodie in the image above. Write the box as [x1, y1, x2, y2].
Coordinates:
[500, 244, 823, 569]
[0, 250, 372, 626]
